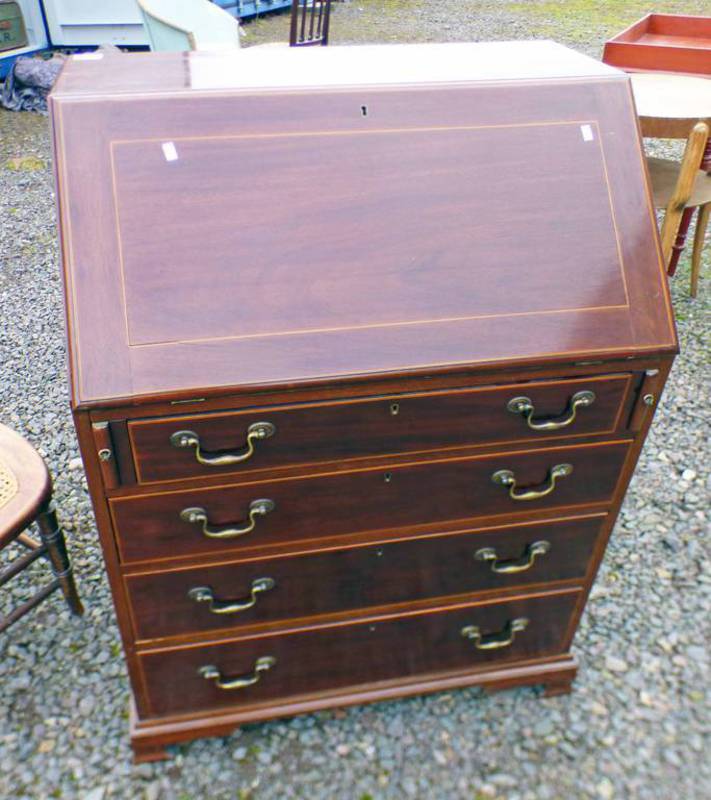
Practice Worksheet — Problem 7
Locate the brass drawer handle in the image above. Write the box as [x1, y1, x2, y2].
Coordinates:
[475, 540, 551, 574]
[461, 617, 529, 650]
[507, 390, 595, 431]
[170, 421, 276, 466]
[180, 498, 275, 539]
[188, 577, 276, 614]
[198, 656, 276, 691]
[492, 463, 572, 501]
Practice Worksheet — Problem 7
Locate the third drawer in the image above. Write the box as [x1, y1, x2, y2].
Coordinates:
[125, 514, 603, 642]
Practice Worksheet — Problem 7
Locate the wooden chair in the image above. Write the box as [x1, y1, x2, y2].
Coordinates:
[137, 0, 241, 51]
[290, 0, 332, 46]
[0, 424, 83, 633]
[647, 121, 711, 297]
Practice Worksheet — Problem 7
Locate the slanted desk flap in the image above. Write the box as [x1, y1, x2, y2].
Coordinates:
[51, 47, 676, 406]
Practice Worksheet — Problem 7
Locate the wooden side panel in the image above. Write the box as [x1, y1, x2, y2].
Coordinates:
[71, 411, 152, 714]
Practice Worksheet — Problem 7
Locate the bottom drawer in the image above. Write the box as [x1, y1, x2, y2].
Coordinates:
[139, 589, 580, 717]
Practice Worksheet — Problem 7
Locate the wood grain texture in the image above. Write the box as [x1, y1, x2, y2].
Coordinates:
[128, 374, 632, 484]
[110, 441, 629, 564]
[129, 652, 579, 761]
[50, 43, 679, 760]
[138, 589, 580, 717]
[51, 53, 676, 407]
[125, 515, 603, 642]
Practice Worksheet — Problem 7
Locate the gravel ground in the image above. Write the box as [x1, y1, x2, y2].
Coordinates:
[1, 2, 709, 799]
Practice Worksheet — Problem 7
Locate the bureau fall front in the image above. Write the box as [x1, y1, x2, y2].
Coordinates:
[49, 41, 677, 760]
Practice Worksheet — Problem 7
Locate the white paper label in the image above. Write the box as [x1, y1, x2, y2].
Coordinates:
[580, 124, 594, 142]
[73, 52, 104, 61]
[162, 142, 179, 162]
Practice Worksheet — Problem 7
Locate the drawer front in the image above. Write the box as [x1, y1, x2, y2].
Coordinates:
[128, 374, 632, 483]
[139, 590, 580, 717]
[126, 516, 602, 641]
[111, 441, 628, 563]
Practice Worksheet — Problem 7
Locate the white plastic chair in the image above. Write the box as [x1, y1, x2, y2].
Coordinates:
[136, 0, 241, 51]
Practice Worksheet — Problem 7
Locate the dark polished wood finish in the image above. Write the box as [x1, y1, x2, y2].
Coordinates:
[128, 374, 633, 484]
[50, 42, 676, 761]
[125, 515, 602, 642]
[139, 589, 580, 717]
[51, 43, 675, 409]
[111, 441, 628, 564]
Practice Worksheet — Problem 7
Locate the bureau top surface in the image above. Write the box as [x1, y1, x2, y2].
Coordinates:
[50, 42, 677, 408]
[53, 41, 620, 97]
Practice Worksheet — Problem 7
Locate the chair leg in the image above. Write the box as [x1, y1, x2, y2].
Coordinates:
[690, 203, 710, 298]
[667, 206, 695, 276]
[35, 501, 84, 617]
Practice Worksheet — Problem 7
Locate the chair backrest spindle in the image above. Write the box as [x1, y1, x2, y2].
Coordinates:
[290, 0, 332, 47]
[658, 121, 709, 264]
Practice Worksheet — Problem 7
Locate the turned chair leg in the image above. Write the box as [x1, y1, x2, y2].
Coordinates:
[690, 203, 709, 298]
[667, 207, 695, 276]
[35, 501, 84, 617]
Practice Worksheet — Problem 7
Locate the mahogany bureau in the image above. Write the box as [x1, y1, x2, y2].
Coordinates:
[49, 41, 678, 761]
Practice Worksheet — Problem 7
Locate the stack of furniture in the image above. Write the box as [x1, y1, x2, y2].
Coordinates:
[49, 41, 677, 761]
[603, 14, 711, 295]
[629, 73, 711, 296]
[645, 118, 710, 297]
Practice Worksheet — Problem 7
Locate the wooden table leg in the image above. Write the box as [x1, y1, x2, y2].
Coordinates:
[667, 206, 695, 276]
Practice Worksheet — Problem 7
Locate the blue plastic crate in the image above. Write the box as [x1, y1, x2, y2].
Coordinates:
[215, 0, 293, 20]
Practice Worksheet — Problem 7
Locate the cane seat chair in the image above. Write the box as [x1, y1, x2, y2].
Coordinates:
[0, 423, 83, 632]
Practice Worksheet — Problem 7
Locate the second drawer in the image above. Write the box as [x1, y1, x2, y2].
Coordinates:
[125, 515, 603, 641]
[111, 441, 628, 563]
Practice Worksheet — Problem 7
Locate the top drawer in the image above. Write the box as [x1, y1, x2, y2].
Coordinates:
[128, 374, 633, 484]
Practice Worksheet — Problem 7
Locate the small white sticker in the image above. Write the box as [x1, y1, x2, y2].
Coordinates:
[162, 142, 179, 162]
[580, 124, 594, 142]
[73, 52, 104, 61]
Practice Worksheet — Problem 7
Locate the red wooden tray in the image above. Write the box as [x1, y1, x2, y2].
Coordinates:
[602, 13, 711, 76]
